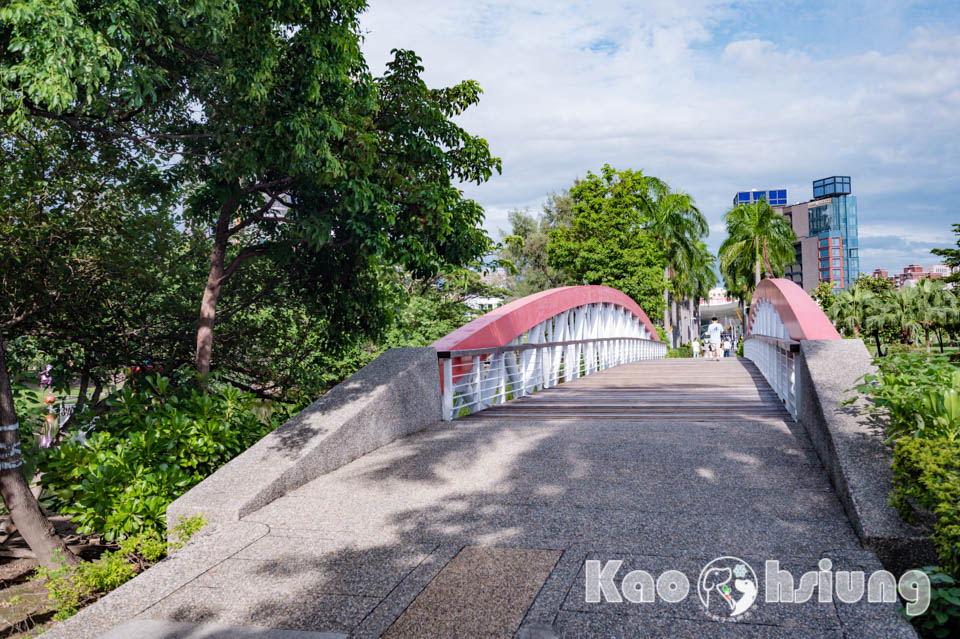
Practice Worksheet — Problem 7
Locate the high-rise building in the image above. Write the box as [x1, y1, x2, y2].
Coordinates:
[733, 189, 788, 207]
[734, 176, 860, 291]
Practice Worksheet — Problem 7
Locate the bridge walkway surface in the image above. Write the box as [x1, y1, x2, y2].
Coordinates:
[62, 359, 913, 639]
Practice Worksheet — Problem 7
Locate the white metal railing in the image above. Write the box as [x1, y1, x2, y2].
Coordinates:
[438, 336, 666, 420]
[744, 335, 800, 419]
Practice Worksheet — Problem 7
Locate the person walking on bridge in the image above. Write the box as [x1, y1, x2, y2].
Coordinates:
[707, 317, 723, 361]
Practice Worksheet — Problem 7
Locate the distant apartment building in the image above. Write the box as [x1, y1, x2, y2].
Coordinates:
[735, 176, 860, 292]
[876, 264, 957, 289]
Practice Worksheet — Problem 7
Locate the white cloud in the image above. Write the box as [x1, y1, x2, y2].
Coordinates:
[359, 1, 960, 275]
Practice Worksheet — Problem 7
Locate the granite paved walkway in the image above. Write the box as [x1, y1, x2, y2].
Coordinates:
[46, 359, 916, 638]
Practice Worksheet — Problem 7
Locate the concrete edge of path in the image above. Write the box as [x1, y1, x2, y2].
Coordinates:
[797, 339, 936, 576]
[96, 619, 347, 639]
[39, 521, 271, 639]
[167, 347, 442, 527]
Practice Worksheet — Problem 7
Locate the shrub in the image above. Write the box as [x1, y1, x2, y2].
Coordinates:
[903, 567, 960, 638]
[38, 373, 276, 540]
[851, 351, 960, 443]
[667, 344, 692, 358]
[891, 438, 960, 577]
[35, 515, 205, 620]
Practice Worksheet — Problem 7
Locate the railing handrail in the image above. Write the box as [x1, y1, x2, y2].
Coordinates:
[744, 334, 800, 353]
[437, 336, 661, 359]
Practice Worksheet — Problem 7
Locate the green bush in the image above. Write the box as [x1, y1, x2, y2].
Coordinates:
[36, 515, 205, 620]
[903, 567, 960, 638]
[667, 344, 692, 358]
[38, 373, 276, 540]
[892, 438, 960, 577]
[851, 351, 960, 635]
[851, 351, 960, 443]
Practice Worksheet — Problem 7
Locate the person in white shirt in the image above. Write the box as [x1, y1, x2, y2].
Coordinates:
[723, 337, 732, 358]
[691, 338, 701, 358]
[706, 317, 723, 361]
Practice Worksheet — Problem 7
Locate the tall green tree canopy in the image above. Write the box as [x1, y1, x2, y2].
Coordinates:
[719, 200, 796, 288]
[547, 165, 667, 318]
[499, 191, 572, 297]
[1, 0, 501, 373]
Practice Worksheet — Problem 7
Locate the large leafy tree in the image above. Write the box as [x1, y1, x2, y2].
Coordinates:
[719, 200, 796, 288]
[2, 1, 501, 375]
[499, 192, 573, 297]
[547, 165, 667, 318]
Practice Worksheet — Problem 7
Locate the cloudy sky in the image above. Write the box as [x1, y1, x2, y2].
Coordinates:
[359, 1, 959, 275]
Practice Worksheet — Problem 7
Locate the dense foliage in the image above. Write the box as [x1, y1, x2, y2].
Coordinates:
[547, 165, 669, 319]
[851, 350, 960, 635]
[37, 374, 278, 540]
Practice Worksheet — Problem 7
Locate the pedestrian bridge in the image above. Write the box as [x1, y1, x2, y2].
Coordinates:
[51, 279, 922, 639]
[432, 279, 838, 422]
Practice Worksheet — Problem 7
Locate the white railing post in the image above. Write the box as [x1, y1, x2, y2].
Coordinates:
[442, 358, 454, 421]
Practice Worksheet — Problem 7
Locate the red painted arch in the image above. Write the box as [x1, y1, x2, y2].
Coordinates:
[431, 285, 661, 353]
[747, 278, 841, 341]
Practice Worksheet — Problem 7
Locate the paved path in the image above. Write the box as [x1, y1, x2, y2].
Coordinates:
[52, 359, 914, 638]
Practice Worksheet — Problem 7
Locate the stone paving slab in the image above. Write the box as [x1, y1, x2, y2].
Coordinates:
[382, 546, 560, 639]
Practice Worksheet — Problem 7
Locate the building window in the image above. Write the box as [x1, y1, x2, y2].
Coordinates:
[821, 270, 830, 280]
[832, 248, 841, 256]
[832, 259, 841, 267]
[831, 237, 841, 246]
[820, 238, 828, 247]
[820, 249, 829, 257]
[833, 269, 842, 277]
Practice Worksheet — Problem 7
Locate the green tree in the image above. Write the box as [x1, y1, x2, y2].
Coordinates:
[2, 2, 501, 375]
[645, 180, 708, 347]
[810, 281, 836, 315]
[870, 287, 922, 347]
[547, 165, 667, 318]
[672, 241, 717, 344]
[499, 192, 572, 297]
[849, 274, 896, 356]
[912, 279, 951, 353]
[829, 287, 875, 338]
[719, 200, 796, 288]
[932, 223, 960, 284]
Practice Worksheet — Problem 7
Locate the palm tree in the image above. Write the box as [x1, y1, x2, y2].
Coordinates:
[829, 288, 874, 338]
[644, 179, 708, 347]
[913, 278, 949, 353]
[719, 200, 796, 287]
[674, 241, 717, 343]
[871, 287, 922, 347]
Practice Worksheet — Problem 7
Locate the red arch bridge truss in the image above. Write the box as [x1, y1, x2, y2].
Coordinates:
[743, 278, 840, 418]
[430, 285, 665, 420]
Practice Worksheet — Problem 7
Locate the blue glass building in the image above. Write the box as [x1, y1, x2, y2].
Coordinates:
[808, 178, 859, 290]
[812, 176, 851, 198]
[733, 189, 788, 207]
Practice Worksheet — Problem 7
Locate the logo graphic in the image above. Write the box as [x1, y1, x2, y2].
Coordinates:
[697, 556, 758, 620]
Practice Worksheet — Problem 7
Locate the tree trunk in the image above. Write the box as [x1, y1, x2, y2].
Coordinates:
[662, 267, 671, 347]
[75, 362, 90, 412]
[0, 330, 79, 568]
[874, 330, 885, 357]
[762, 238, 775, 278]
[936, 328, 944, 353]
[195, 243, 225, 375]
[195, 196, 238, 375]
